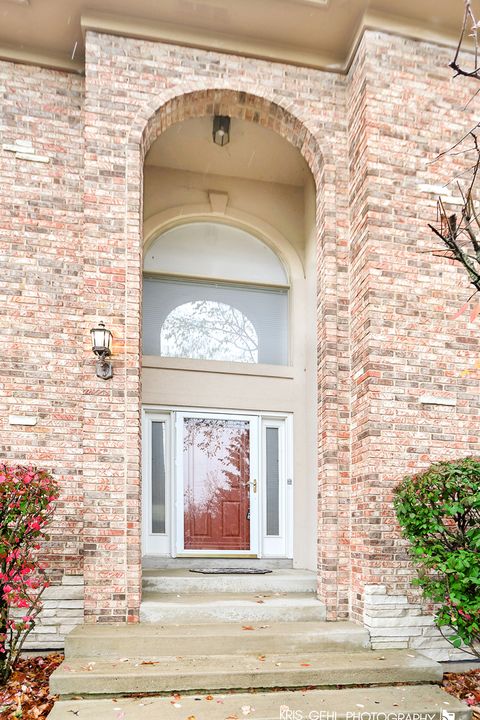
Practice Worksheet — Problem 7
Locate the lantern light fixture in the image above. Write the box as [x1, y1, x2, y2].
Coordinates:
[90, 321, 113, 380]
[212, 115, 230, 146]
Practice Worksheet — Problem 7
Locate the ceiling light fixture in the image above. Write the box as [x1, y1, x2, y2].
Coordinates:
[212, 116, 230, 147]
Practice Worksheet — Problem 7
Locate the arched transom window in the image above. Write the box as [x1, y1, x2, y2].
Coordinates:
[142, 222, 289, 365]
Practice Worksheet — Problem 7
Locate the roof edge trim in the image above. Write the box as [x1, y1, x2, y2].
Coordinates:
[0, 8, 472, 75]
[0, 41, 83, 73]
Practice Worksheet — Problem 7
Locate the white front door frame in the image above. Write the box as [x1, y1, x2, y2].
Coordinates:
[142, 406, 293, 559]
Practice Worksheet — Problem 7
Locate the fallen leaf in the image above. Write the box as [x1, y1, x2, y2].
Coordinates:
[0, 653, 64, 720]
[81, 661, 96, 671]
[241, 706, 255, 716]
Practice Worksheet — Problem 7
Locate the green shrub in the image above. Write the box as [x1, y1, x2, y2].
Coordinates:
[393, 457, 480, 657]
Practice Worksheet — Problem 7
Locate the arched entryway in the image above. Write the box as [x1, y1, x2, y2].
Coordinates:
[117, 87, 349, 621]
[141, 102, 318, 575]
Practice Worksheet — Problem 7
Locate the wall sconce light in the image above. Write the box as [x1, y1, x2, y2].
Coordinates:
[90, 321, 113, 380]
[212, 115, 230, 146]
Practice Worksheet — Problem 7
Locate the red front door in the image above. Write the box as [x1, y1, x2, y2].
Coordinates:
[183, 417, 251, 551]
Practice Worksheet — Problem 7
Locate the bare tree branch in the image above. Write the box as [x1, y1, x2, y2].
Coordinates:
[430, 5, 480, 298]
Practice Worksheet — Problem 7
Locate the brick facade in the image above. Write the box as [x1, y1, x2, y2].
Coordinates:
[0, 60, 85, 612]
[0, 29, 478, 655]
[348, 32, 479, 622]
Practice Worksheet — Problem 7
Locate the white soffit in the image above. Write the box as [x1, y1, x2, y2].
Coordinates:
[0, 0, 469, 74]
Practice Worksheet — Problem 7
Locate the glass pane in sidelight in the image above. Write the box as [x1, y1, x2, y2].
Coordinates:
[266, 427, 280, 536]
[151, 422, 166, 534]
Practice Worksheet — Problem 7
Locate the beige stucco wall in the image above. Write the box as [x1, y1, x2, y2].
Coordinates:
[143, 165, 305, 257]
[142, 163, 317, 569]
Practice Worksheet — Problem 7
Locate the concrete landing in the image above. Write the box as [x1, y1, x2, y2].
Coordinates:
[142, 556, 293, 569]
[142, 568, 317, 594]
[65, 621, 370, 658]
[48, 685, 471, 720]
[50, 649, 443, 696]
[140, 591, 327, 623]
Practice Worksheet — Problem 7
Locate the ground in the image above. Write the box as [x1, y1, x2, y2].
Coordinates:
[443, 669, 480, 719]
[0, 654, 63, 719]
[0, 655, 478, 720]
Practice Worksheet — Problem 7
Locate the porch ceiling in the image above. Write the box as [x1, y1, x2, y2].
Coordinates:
[0, 0, 466, 74]
[145, 117, 310, 187]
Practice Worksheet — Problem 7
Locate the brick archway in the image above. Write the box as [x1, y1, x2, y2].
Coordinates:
[137, 89, 323, 178]
[83, 82, 349, 624]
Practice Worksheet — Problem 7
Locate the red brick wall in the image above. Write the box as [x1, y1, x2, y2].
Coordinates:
[83, 30, 350, 621]
[1, 28, 478, 632]
[348, 32, 480, 619]
[0, 61, 84, 583]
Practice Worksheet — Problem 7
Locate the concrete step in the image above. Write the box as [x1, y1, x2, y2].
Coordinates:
[140, 591, 326, 623]
[65, 621, 370, 658]
[142, 568, 317, 594]
[142, 556, 294, 569]
[50, 649, 443, 697]
[48, 685, 471, 720]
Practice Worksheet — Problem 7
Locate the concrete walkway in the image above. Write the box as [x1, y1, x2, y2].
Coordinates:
[48, 685, 471, 720]
[50, 648, 443, 696]
[47, 570, 473, 720]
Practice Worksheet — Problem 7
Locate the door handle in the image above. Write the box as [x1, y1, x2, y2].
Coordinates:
[243, 479, 257, 493]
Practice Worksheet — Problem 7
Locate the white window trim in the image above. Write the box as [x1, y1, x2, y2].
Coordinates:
[262, 416, 294, 558]
[142, 355, 294, 378]
[141, 411, 173, 557]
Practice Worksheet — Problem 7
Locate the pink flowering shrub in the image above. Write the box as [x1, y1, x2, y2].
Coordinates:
[0, 464, 59, 683]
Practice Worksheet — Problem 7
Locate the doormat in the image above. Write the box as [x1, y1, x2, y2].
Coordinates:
[189, 568, 273, 575]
